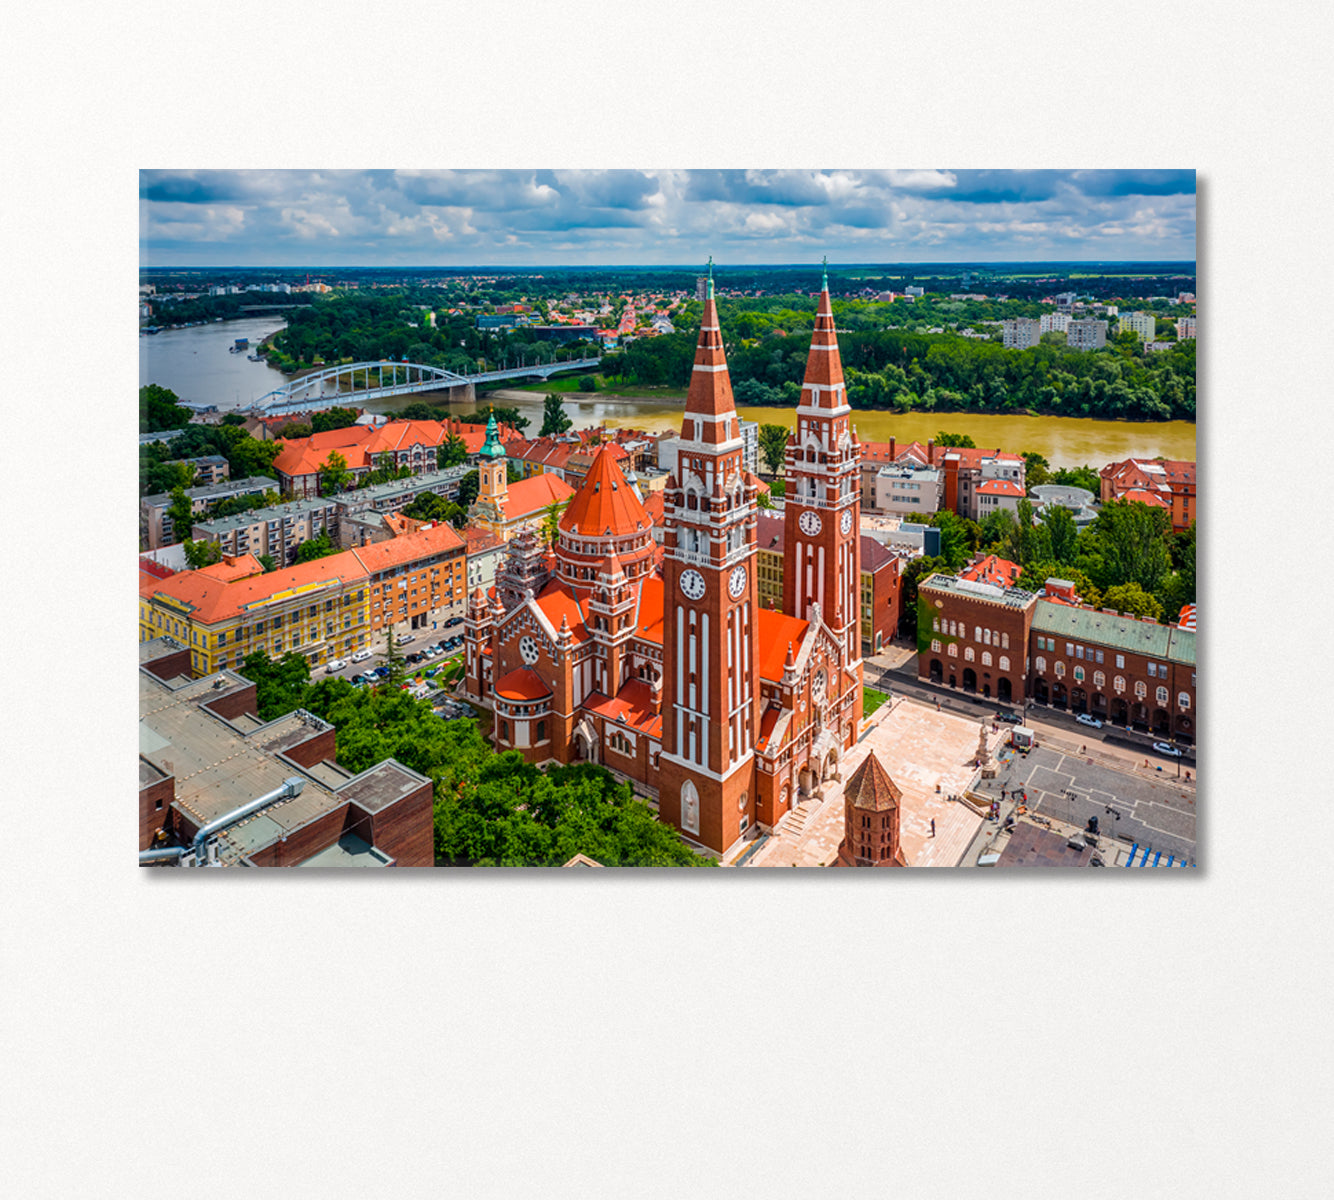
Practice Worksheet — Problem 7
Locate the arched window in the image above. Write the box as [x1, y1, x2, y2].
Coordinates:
[1054, 661, 1065, 678]
[1178, 692, 1190, 709]
[1135, 681, 1147, 700]
[964, 646, 975, 662]
[931, 639, 942, 653]
[999, 655, 1010, 672]
[947, 643, 958, 658]
[1001, 633, 1010, 650]
[1035, 656, 1045, 673]
[981, 651, 992, 667]
[974, 626, 982, 642]
[1073, 666, 1085, 683]
[1093, 671, 1105, 688]
[1156, 686, 1168, 706]
[983, 629, 991, 645]
[1114, 675, 1126, 694]
[932, 617, 940, 632]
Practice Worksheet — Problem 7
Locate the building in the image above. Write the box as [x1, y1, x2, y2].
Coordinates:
[1029, 484, 1098, 529]
[959, 553, 1022, 589]
[1118, 311, 1157, 343]
[859, 538, 905, 655]
[1099, 457, 1196, 531]
[461, 271, 865, 858]
[1039, 312, 1071, 334]
[1067, 319, 1107, 351]
[466, 413, 576, 540]
[139, 638, 433, 867]
[1002, 318, 1042, 350]
[874, 463, 942, 517]
[192, 495, 339, 565]
[974, 477, 1026, 521]
[833, 751, 906, 867]
[918, 573, 1035, 703]
[140, 476, 279, 551]
[1175, 316, 1197, 340]
[352, 520, 468, 636]
[173, 455, 230, 486]
[139, 550, 372, 676]
[464, 525, 507, 594]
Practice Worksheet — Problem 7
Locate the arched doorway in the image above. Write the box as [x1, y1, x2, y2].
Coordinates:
[949, 672, 956, 688]
[1071, 687, 1087, 714]
[1153, 708, 1170, 735]
[824, 746, 840, 782]
[998, 678, 1012, 703]
[929, 658, 943, 683]
[1112, 698, 1128, 725]
[1132, 703, 1149, 730]
[1052, 682, 1067, 709]
[962, 667, 977, 693]
[1033, 679, 1048, 705]
[1091, 692, 1107, 716]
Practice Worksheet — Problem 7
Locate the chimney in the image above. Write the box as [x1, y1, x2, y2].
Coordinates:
[928, 439, 935, 465]
[889, 436, 896, 459]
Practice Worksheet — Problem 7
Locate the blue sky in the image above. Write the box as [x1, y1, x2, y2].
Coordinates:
[139, 169, 1196, 267]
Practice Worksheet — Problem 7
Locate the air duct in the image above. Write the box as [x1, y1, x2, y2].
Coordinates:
[189, 775, 306, 865]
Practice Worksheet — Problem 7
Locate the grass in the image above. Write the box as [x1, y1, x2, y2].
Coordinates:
[862, 687, 890, 718]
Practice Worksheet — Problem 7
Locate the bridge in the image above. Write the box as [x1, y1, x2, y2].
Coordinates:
[252, 357, 602, 415]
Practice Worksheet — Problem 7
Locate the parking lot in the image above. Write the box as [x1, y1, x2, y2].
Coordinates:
[317, 617, 469, 695]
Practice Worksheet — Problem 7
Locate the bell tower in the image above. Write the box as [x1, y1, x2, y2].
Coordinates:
[659, 261, 761, 855]
[783, 262, 863, 665]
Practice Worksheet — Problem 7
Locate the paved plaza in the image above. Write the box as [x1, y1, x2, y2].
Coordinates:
[744, 698, 995, 868]
[970, 741, 1197, 864]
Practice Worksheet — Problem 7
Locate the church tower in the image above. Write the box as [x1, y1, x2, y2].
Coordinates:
[782, 263, 863, 666]
[659, 264, 762, 855]
[477, 410, 508, 508]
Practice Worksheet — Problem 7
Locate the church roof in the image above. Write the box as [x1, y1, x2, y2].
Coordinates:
[493, 667, 552, 701]
[498, 472, 575, 520]
[635, 574, 665, 644]
[584, 678, 661, 736]
[682, 291, 738, 431]
[557, 445, 651, 538]
[799, 279, 847, 394]
[533, 579, 591, 643]
[756, 609, 809, 682]
[843, 751, 903, 812]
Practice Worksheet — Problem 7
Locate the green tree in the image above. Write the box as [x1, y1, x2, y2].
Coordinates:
[1101, 582, 1165, 621]
[311, 407, 362, 433]
[1040, 504, 1079, 564]
[221, 411, 247, 427]
[1021, 451, 1051, 488]
[440, 434, 468, 468]
[539, 393, 573, 437]
[758, 424, 790, 475]
[456, 470, 480, 509]
[240, 651, 313, 721]
[257, 553, 278, 573]
[294, 531, 337, 563]
[578, 375, 598, 392]
[1050, 465, 1101, 494]
[140, 384, 192, 433]
[317, 450, 352, 496]
[182, 538, 222, 570]
[166, 486, 194, 541]
[278, 422, 313, 440]
[1084, 499, 1172, 593]
[540, 502, 562, 548]
[899, 555, 947, 640]
[978, 507, 1017, 552]
[757, 489, 774, 510]
[934, 431, 977, 448]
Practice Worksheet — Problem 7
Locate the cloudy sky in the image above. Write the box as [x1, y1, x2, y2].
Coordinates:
[139, 169, 1196, 267]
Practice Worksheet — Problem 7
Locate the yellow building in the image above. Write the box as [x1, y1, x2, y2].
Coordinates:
[139, 552, 371, 678]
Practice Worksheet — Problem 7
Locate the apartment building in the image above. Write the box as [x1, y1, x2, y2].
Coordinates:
[140, 476, 280, 551]
[193, 496, 339, 564]
[874, 463, 943, 517]
[351, 520, 468, 637]
[1039, 312, 1071, 334]
[1175, 316, 1197, 340]
[139, 550, 372, 676]
[1118, 311, 1157, 343]
[1002, 317, 1042, 349]
[1066, 319, 1108, 351]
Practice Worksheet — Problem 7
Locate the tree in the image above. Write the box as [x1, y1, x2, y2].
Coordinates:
[978, 507, 1017, 553]
[1021, 451, 1051, 489]
[899, 555, 947, 641]
[934, 431, 977, 448]
[166, 486, 194, 540]
[540, 502, 562, 548]
[294, 531, 337, 563]
[402, 490, 465, 528]
[317, 450, 352, 496]
[456, 470, 480, 509]
[1002, 499, 1044, 566]
[240, 651, 313, 721]
[278, 422, 313, 440]
[182, 538, 222, 570]
[1050, 465, 1101, 494]
[257, 554, 278, 573]
[140, 384, 192, 433]
[578, 375, 598, 392]
[1040, 504, 1079, 564]
[758, 424, 790, 476]
[311, 407, 362, 433]
[757, 489, 774, 510]
[1084, 500, 1171, 593]
[539, 394, 573, 437]
[141, 458, 196, 497]
[1101, 582, 1165, 622]
[440, 434, 468, 469]
[221, 411, 247, 427]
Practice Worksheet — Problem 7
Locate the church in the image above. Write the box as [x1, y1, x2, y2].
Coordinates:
[462, 269, 865, 857]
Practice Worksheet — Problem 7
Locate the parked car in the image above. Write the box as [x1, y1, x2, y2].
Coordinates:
[995, 712, 1022, 725]
[1151, 742, 1184, 757]
[396, 633, 416, 645]
[445, 617, 464, 628]
[1075, 714, 1103, 729]
[373, 666, 390, 679]
[406, 652, 422, 664]
[324, 658, 348, 674]
[351, 648, 373, 663]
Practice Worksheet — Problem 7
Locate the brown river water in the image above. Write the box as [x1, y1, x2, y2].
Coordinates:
[367, 389, 1197, 470]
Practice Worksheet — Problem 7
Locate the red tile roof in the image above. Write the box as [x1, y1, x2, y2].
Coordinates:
[533, 579, 590, 643]
[960, 554, 1022, 587]
[500, 473, 576, 520]
[584, 678, 661, 735]
[976, 479, 1024, 497]
[843, 751, 902, 812]
[756, 609, 809, 682]
[350, 522, 465, 574]
[558, 446, 652, 538]
[494, 667, 552, 701]
[636, 574, 664, 643]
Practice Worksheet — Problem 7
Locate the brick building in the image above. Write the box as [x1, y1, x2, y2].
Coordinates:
[1099, 457, 1196, 532]
[833, 751, 907, 867]
[139, 638, 433, 867]
[918, 574, 1035, 704]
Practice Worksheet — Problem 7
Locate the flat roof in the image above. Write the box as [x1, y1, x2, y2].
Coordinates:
[920, 572, 1036, 609]
[142, 475, 279, 508]
[296, 834, 393, 867]
[194, 496, 336, 535]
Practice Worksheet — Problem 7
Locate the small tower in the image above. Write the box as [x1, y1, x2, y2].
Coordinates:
[835, 750, 907, 867]
[472, 410, 510, 531]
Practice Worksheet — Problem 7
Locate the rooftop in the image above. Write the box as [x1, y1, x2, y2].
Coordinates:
[921, 573, 1036, 609]
[1031, 599, 1195, 664]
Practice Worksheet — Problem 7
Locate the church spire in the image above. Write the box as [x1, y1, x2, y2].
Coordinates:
[681, 258, 738, 437]
[797, 261, 848, 412]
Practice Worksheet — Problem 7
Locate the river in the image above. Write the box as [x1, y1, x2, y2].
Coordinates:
[140, 323, 1195, 468]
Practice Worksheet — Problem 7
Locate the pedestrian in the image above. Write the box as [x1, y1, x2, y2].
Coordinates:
[1080, 744, 1086, 754]
[930, 818, 936, 838]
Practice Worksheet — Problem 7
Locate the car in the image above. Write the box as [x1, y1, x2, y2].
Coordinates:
[424, 667, 439, 678]
[324, 658, 348, 674]
[396, 633, 416, 645]
[445, 617, 464, 627]
[405, 652, 422, 664]
[995, 712, 1022, 725]
[373, 666, 390, 679]
[1075, 714, 1103, 729]
[423, 645, 440, 658]
[1152, 742, 1184, 757]
[351, 648, 373, 663]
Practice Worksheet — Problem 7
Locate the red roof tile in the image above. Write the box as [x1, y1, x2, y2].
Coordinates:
[756, 609, 809, 682]
[843, 751, 902, 812]
[494, 667, 552, 701]
[558, 446, 652, 538]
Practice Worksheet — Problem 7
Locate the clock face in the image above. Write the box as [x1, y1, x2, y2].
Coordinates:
[519, 635, 540, 665]
[680, 569, 706, 601]
[841, 510, 853, 535]
[729, 564, 748, 598]
[798, 510, 822, 536]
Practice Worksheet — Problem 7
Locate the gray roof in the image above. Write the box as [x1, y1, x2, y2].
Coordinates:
[194, 495, 336, 536]
[1031, 599, 1195, 665]
[920, 572, 1036, 609]
[141, 475, 279, 509]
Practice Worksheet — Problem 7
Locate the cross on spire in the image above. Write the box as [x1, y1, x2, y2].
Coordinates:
[822, 256, 828, 292]
[707, 255, 714, 299]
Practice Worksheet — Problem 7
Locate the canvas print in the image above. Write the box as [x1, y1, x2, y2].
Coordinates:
[139, 169, 1197, 869]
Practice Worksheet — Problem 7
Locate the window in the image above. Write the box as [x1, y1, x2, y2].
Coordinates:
[1157, 686, 1169, 705]
[931, 639, 942, 653]
[1054, 661, 1065, 678]
[1066, 643, 1074, 657]
[1114, 675, 1125, 694]
[998, 656, 1010, 672]
[932, 617, 940, 633]
[1096, 650, 1104, 664]
[1135, 681, 1147, 700]
[1116, 654, 1125, 669]
[1001, 633, 1009, 650]
[1076, 645, 1084, 659]
[1147, 663, 1158, 678]
[1035, 656, 1046, 673]
[1094, 671, 1105, 688]
[536, 720, 546, 742]
[981, 652, 992, 667]
[964, 647, 975, 662]
[974, 626, 982, 642]
[947, 643, 958, 658]
[1178, 692, 1190, 710]
[1073, 666, 1085, 683]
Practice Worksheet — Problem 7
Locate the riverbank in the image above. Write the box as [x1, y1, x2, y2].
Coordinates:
[485, 387, 686, 407]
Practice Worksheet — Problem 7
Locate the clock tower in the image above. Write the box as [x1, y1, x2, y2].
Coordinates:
[783, 264, 863, 666]
[659, 264, 762, 855]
